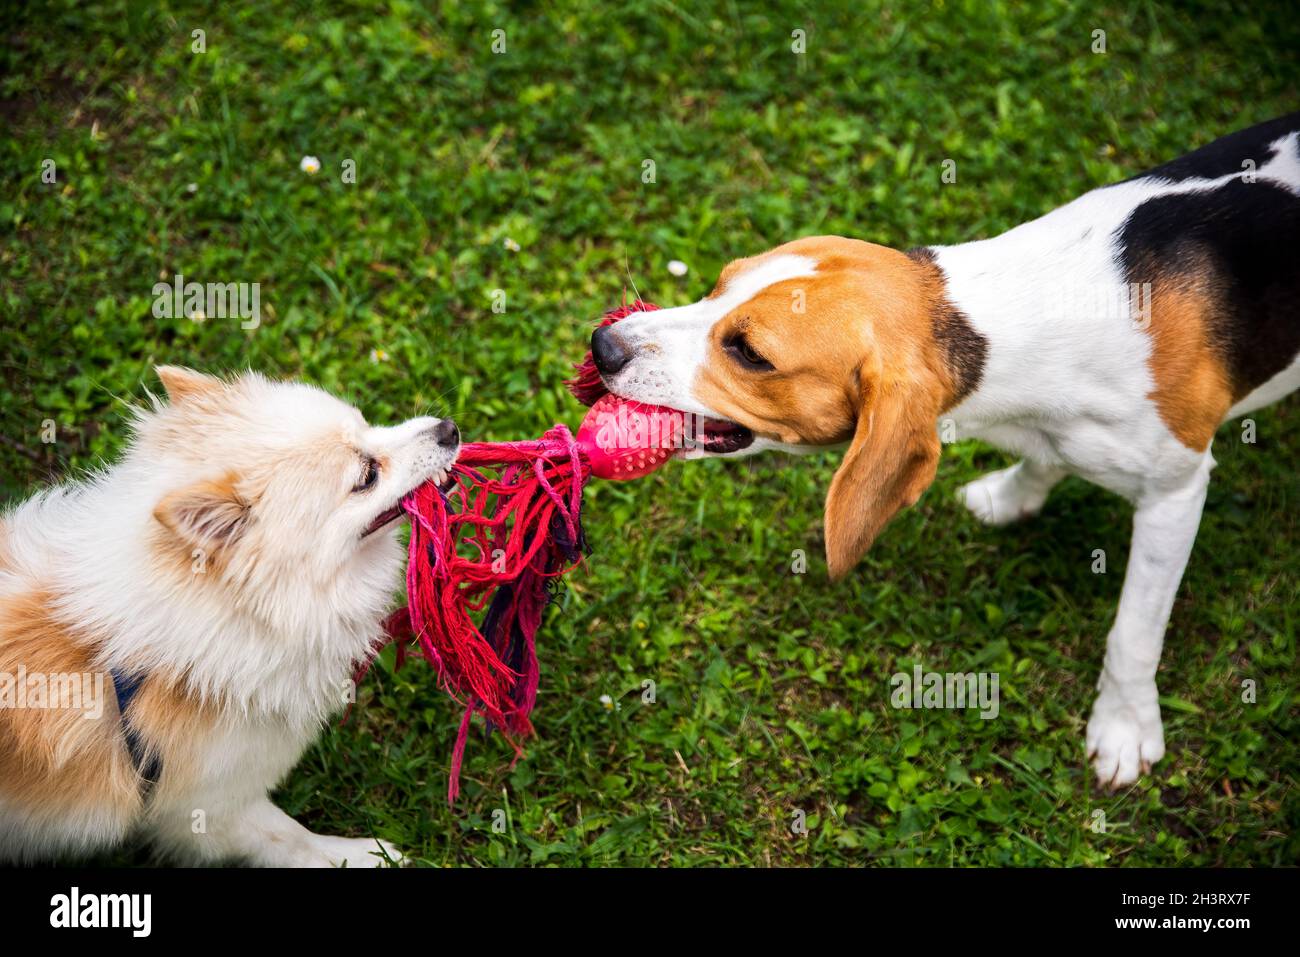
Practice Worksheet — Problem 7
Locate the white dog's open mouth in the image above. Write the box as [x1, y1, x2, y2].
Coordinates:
[362, 503, 406, 538]
[362, 472, 457, 537]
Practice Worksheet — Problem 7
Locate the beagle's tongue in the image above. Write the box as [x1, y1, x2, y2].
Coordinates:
[577, 393, 682, 480]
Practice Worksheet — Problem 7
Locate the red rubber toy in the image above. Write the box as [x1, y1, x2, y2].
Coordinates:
[368, 301, 675, 801]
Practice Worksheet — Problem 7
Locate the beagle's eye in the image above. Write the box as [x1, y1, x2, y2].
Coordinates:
[725, 333, 775, 371]
[352, 456, 380, 493]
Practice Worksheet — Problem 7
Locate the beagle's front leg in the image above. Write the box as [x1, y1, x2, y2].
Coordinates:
[1086, 459, 1212, 788]
[960, 459, 1068, 526]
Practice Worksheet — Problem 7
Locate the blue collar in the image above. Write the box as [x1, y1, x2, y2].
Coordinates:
[110, 669, 163, 798]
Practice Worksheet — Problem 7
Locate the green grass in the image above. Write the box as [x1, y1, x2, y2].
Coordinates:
[2, 0, 1297, 866]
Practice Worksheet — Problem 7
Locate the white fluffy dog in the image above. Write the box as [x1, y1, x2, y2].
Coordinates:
[0, 366, 459, 866]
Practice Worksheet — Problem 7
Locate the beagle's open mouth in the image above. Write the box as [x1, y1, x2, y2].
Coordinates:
[362, 471, 458, 537]
[607, 392, 756, 456]
[698, 416, 755, 454]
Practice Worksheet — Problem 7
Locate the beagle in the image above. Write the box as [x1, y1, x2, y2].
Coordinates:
[590, 112, 1300, 788]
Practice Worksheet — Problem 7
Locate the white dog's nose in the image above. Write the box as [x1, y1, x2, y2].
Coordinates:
[429, 419, 460, 448]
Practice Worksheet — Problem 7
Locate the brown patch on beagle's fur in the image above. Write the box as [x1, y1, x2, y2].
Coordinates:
[905, 247, 989, 403]
[0, 590, 140, 826]
[708, 250, 780, 299]
[692, 236, 987, 578]
[707, 257, 749, 298]
[1142, 265, 1236, 452]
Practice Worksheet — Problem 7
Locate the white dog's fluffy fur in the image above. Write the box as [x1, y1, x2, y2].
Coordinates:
[0, 366, 458, 866]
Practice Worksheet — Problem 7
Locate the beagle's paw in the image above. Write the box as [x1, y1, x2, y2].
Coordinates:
[959, 464, 1054, 526]
[1086, 683, 1165, 790]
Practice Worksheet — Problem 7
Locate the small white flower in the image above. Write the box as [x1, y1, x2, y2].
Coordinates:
[667, 259, 688, 277]
[300, 155, 321, 175]
[599, 694, 614, 711]
[370, 348, 389, 363]
[503, 237, 521, 252]
[186, 182, 198, 193]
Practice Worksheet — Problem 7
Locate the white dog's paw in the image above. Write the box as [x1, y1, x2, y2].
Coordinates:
[305, 834, 404, 868]
[960, 465, 1052, 527]
[1086, 688, 1165, 790]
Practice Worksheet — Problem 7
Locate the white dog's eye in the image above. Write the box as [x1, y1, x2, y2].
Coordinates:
[352, 456, 380, 492]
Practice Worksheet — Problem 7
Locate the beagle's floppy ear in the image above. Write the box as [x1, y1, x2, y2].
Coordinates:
[823, 369, 943, 580]
[155, 365, 222, 404]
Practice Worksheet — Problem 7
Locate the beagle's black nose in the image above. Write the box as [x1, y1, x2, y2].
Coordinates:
[431, 419, 460, 448]
[591, 325, 633, 376]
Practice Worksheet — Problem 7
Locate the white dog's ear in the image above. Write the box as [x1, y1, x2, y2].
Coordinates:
[155, 365, 222, 404]
[823, 369, 942, 581]
[154, 476, 250, 551]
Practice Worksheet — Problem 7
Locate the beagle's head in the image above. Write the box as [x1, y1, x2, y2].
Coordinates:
[591, 236, 980, 579]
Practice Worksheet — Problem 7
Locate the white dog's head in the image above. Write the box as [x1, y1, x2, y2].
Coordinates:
[591, 236, 975, 578]
[136, 366, 459, 633]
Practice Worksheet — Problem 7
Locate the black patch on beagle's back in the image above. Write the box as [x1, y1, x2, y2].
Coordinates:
[906, 246, 989, 406]
[1118, 173, 1300, 399]
[1129, 112, 1300, 184]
